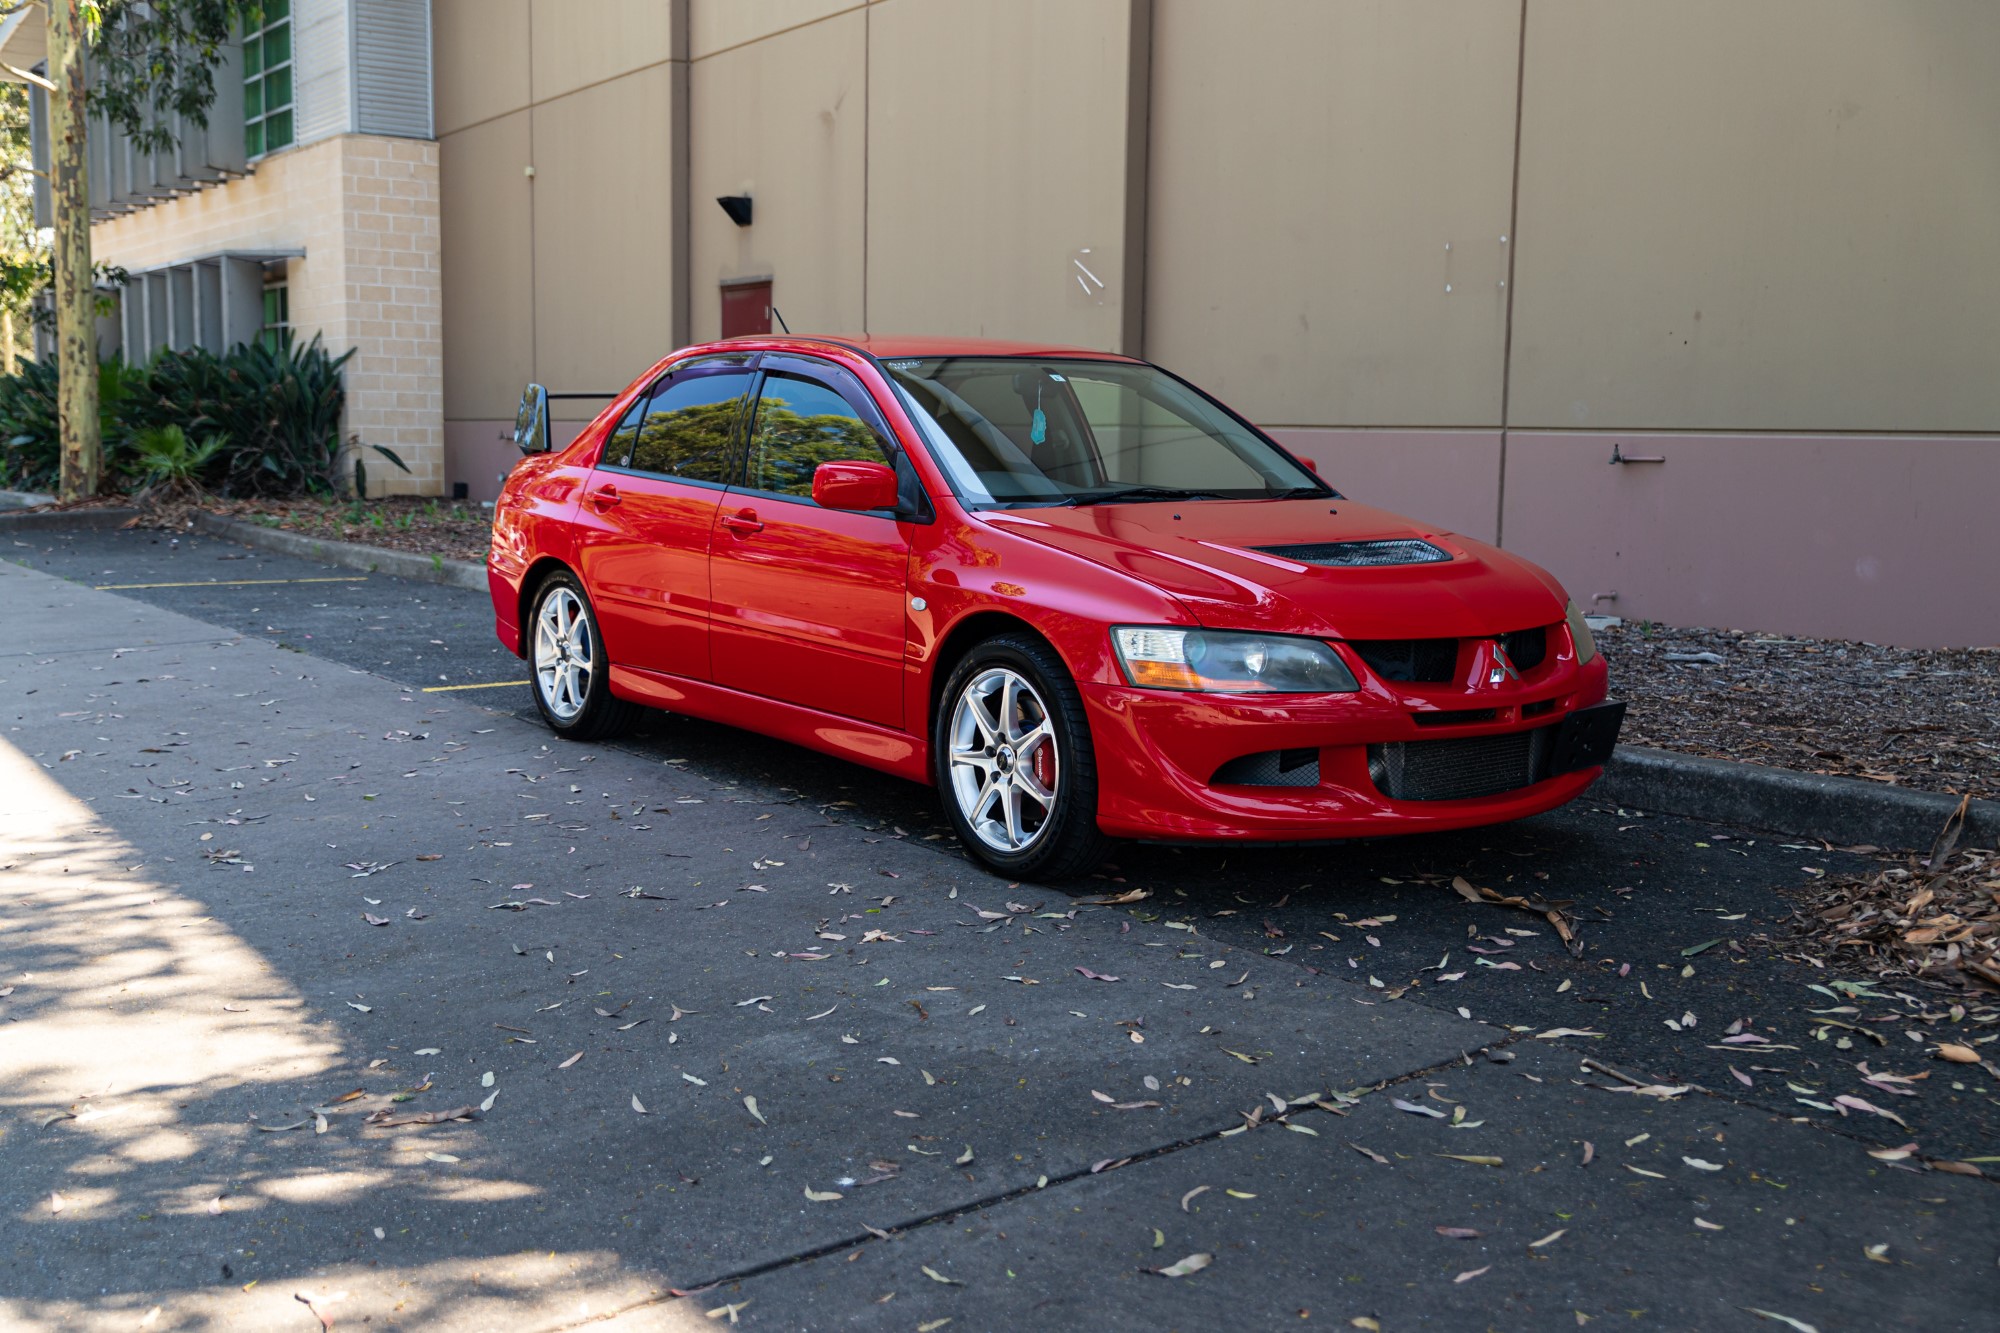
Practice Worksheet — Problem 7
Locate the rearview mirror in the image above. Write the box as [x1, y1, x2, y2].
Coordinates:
[514, 383, 550, 455]
[812, 460, 899, 512]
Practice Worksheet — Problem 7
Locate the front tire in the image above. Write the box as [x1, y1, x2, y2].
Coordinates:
[529, 571, 640, 740]
[935, 634, 1111, 880]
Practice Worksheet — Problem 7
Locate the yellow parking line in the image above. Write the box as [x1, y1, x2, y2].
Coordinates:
[422, 680, 531, 693]
[94, 576, 371, 590]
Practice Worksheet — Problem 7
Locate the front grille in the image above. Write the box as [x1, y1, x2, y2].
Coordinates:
[1255, 539, 1451, 568]
[1349, 637, 1460, 683]
[1212, 747, 1321, 788]
[1501, 626, 1549, 674]
[1368, 727, 1557, 802]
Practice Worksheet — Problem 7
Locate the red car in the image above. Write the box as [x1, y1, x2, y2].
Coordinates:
[490, 335, 1622, 879]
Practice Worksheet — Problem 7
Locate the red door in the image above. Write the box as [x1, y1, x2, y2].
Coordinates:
[570, 361, 753, 678]
[707, 362, 911, 729]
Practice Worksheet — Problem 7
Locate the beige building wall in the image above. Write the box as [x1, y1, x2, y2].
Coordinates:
[1509, 0, 2000, 434]
[428, 0, 1997, 643]
[864, 0, 1147, 352]
[92, 134, 445, 495]
[688, 5, 868, 341]
[435, 0, 688, 499]
[1145, 0, 1521, 429]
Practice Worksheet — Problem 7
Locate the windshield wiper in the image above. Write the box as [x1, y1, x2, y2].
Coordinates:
[1067, 486, 1222, 506]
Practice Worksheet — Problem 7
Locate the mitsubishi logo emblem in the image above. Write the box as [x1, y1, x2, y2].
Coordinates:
[1488, 643, 1520, 686]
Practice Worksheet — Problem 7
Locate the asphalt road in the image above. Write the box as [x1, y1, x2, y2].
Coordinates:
[6, 526, 1997, 1331]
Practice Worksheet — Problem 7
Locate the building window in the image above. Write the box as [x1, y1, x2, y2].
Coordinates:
[259, 281, 290, 353]
[244, 0, 294, 158]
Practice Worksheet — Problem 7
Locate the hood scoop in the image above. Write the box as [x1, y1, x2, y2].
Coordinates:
[1253, 539, 1452, 568]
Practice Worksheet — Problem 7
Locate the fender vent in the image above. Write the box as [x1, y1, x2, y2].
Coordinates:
[1255, 539, 1451, 568]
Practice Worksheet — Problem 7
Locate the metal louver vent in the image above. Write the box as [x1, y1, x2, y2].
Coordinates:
[1254, 540, 1451, 568]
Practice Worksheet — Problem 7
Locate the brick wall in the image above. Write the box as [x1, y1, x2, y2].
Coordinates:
[91, 134, 445, 496]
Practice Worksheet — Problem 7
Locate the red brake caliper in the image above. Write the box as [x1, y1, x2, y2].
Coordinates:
[1033, 735, 1055, 789]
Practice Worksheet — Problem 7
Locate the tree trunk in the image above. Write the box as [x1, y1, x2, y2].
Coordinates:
[48, 0, 98, 502]
[1, 305, 15, 377]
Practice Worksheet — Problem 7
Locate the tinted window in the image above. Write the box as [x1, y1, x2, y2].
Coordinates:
[745, 374, 895, 499]
[602, 393, 646, 468]
[628, 369, 752, 483]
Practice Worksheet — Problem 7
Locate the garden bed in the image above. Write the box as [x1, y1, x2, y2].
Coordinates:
[172, 497, 495, 564]
[1599, 621, 2000, 801]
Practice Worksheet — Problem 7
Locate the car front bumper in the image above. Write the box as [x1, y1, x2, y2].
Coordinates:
[1082, 657, 1617, 841]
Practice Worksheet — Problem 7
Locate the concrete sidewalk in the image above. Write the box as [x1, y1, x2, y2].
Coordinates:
[3, 559, 1994, 1332]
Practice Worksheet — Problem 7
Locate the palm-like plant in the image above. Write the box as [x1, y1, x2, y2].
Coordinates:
[127, 424, 228, 499]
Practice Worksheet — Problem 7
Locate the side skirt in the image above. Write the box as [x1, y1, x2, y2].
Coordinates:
[607, 664, 932, 786]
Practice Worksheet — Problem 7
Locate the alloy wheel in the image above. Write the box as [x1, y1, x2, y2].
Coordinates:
[947, 667, 1059, 852]
[534, 586, 594, 722]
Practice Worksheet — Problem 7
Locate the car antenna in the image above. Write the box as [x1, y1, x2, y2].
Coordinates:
[768, 305, 792, 335]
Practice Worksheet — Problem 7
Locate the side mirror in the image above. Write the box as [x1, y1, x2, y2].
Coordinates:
[1297, 455, 1321, 475]
[514, 383, 550, 455]
[812, 459, 900, 512]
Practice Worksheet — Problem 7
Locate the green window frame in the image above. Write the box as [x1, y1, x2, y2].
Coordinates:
[259, 281, 290, 353]
[244, 0, 294, 159]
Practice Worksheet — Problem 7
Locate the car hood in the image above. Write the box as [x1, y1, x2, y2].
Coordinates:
[981, 499, 1567, 640]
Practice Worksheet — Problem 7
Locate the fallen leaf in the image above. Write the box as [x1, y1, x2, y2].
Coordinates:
[424, 1152, 460, 1164]
[804, 1186, 843, 1202]
[1393, 1098, 1446, 1119]
[1529, 1228, 1567, 1248]
[1435, 1154, 1503, 1167]
[1534, 1028, 1604, 1040]
[705, 1300, 750, 1324]
[1625, 1165, 1666, 1179]
[744, 1096, 765, 1125]
[363, 1106, 477, 1128]
[1867, 1142, 1918, 1162]
[558, 1051, 583, 1070]
[921, 1265, 962, 1285]
[632, 1095, 649, 1114]
[1454, 1265, 1491, 1283]
[1074, 967, 1121, 982]
[1695, 1217, 1724, 1231]
[1347, 1142, 1389, 1165]
[1435, 1226, 1483, 1239]
[955, 1144, 974, 1165]
[1864, 1243, 1891, 1264]
[1937, 1043, 1979, 1064]
[1151, 1253, 1212, 1278]
[1180, 1185, 1210, 1211]
[682, 1073, 708, 1087]
[1742, 1310, 1820, 1333]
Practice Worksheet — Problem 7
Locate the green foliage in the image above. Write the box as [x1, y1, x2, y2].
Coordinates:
[0, 337, 399, 499]
[0, 357, 138, 493]
[88, 1, 253, 154]
[127, 423, 229, 495]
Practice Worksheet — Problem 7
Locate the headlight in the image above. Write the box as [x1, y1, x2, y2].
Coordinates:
[1566, 600, 1599, 665]
[1112, 627, 1359, 694]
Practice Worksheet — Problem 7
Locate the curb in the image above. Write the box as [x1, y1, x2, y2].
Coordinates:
[192, 511, 489, 592]
[1596, 744, 1999, 854]
[0, 504, 142, 531]
[0, 488, 57, 509]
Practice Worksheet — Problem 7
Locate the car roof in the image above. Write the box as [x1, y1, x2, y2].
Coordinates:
[709, 333, 1145, 363]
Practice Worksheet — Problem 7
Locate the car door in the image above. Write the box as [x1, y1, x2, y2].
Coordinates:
[708, 356, 914, 729]
[569, 356, 753, 678]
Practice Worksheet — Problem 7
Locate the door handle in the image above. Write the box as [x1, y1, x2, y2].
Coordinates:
[588, 484, 621, 509]
[720, 508, 764, 535]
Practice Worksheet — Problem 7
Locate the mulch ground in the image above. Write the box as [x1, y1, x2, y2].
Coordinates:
[1598, 621, 2000, 801]
[165, 497, 496, 564]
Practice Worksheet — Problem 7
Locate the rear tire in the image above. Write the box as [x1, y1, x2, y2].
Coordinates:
[934, 633, 1111, 880]
[528, 570, 641, 741]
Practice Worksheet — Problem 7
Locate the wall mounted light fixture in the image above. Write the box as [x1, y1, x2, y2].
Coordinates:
[716, 195, 753, 227]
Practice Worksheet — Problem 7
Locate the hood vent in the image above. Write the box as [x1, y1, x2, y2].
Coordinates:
[1254, 539, 1451, 568]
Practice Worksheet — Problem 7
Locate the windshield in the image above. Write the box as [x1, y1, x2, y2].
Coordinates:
[879, 357, 1326, 507]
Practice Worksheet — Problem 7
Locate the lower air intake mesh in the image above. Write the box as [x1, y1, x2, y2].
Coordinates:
[1368, 727, 1557, 802]
[1254, 539, 1451, 568]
